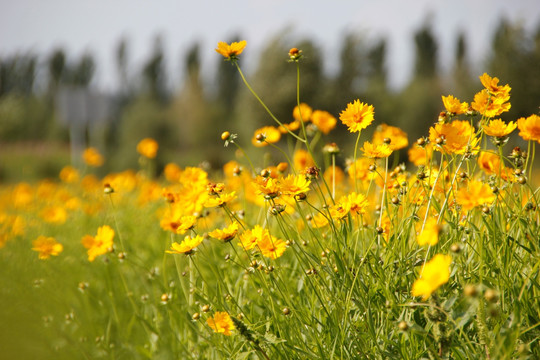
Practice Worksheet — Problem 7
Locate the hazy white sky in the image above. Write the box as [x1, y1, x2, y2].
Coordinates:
[1, 0, 539, 90]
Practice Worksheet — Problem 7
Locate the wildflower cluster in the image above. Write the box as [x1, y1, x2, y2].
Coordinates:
[1, 43, 539, 360]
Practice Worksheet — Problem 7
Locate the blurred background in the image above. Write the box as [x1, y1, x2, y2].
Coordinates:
[1, 0, 540, 181]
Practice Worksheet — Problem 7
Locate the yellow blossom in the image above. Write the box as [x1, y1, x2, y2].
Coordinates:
[471, 89, 511, 118]
[208, 222, 240, 242]
[517, 114, 540, 143]
[83, 147, 104, 167]
[207, 311, 235, 336]
[339, 100, 375, 133]
[81, 225, 114, 262]
[482, 119, 517, 138]
[372, 124, 409, 150]
[257, 235, 287, 259]
[137, 138, 159, 159]
[59, 166, 80, 183]
[442, 95, 468, 115]
[429, 120, 478, 155]
[361, 141, 393, 159]
[293, 149, 315, 172]
[456, 180, 496, 211]
[215, 40, 247, 60]
[166, 235, 204, 255]
[412, 254, 452, 300]
[252, 126, 281, 147]
[279, 174, 311, 196]
[311, 110, 337, 134]
[293, 103, 313, 122]
[32, 236, 63, 259]
[416, 217, 441, 246]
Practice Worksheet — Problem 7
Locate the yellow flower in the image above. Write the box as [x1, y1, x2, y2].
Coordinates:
[238, 225, 265, 250]
[517, 114, 540, 143]
[339, 100, 375, 133]
[207, 311, 235, 336]
[482, 118, 517, 138]
[257, 235, 287, 259]
[83, 147, 104, 167]
[215, 40, 247, 60]
[372, 124, 409, 150]
[310, 213, 329, 228]
[412, 254, 452, 300]
[160, 210, 197, 235]
[137, 138, 159, 159]
[477, 152, 512, 180]
[479, 73, 511, 97]
[361, 141, 393, 159]
[204, 191, 237, 207]
[442, 95, 468, 115]
[279, 174, 311, 196]
[408, 143, 433, 166]
[293, 103, 313, 122]
[429, 120, 478, 155]
[416, 217, 441, 246]
[166, 235, 204, 255]
[40, 206, 67, 224]
[456, 180, 496, 211]
[278, 120, 301, 134]
[164, 163, 182, 182]
[293, 149, 315, 172]
[59, 166, 80, 183]
[252, 126, 281, 147]
[81, 225, 115, 262]
[347, 158, 374, 182]
[32, 236, 63, 259]
[471, 89, 511, 118]
[311, 110, 337, 134]
[344, 192, 369, 215]
[208, 222, 240, 242]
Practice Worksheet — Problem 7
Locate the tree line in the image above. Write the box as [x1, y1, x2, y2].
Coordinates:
[1, 18, 539, 174]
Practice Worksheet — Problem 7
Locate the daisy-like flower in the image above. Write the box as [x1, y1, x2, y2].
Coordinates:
[238, 226, 265, 250]
[257, 235, 287, 259]
[408, 143, 434, 166]
[441, 95, 469, 115]
[482, 118, 517, 138]
[344, 192, 369, 215]
[215, 40, 247, 61]
[160, 211, 197, 235]
[456, 180, 496, 211]
[311, 110, 337, 134]
[255, 176, 281, 199]
[477, 152, 512, 180]
[32, 236, 63, 259]
[83, 147, 104, 167]
[517, 114, 540, 143]
[166, 235, 204, 255]
[416, 217, 441, 246]
[412, 254, 452, 300]
[479, 73, 511, 97]
[293, 103, 313, 122]
[59, 166, 80, 183]
[279, 174, 311, 197]
[207, 312, 235, 336]
[81, 225, 114, 262]
[372, 124, 409, 150]
[429, 120, 478, 155]
[471, 89, 511, 118]
[40, 206, 68, 224]
[339, 100, 375, 133]
[361, 141, 393, 159]
[293, 149, 315, 172]
[204, 191, 237, 208]
[208, 222, 240, 242]
[137, 138, 159, 159]
[252, 126, 282, 147]
[310, 212, 329, 228]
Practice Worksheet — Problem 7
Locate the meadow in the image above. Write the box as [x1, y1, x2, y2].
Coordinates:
[1, 41, 539, 359]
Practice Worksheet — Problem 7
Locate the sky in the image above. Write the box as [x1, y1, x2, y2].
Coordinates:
[1, 0, 540, 91]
